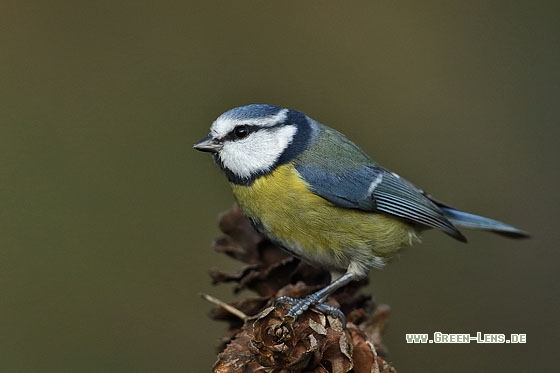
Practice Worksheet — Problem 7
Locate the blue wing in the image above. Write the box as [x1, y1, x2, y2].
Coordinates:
[294, 163, 467, 242]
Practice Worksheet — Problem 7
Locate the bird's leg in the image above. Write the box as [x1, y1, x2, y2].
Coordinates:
[275, 264, 365, 326]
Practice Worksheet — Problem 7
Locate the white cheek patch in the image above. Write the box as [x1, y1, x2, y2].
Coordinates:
[219, 125, 297, 179]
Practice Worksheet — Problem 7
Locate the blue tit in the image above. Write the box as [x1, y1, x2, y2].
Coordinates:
[194, 104, 529, 323]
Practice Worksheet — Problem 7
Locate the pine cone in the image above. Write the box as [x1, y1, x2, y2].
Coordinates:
[208, 206, 397, 373]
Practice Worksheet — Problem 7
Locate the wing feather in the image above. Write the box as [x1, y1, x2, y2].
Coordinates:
[295, 163, 466, 241]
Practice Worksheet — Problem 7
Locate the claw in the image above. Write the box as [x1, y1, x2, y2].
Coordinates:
[273, 296, 297, 308]
[273, 270, 360, 329]
[273, 295, 347, 327]
[314, 303, 347, 327]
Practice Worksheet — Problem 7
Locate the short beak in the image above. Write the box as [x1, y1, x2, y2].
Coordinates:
[193, 135, 222, 153]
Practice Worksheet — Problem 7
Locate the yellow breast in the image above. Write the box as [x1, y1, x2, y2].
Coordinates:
[231, 164, 420, 271]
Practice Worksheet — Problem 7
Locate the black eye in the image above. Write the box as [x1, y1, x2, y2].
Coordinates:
[233, 125, 249, 139]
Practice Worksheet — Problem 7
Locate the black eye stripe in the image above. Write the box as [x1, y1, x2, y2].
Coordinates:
[223, 122, 288, 142]
[234, 125, 249, 138]
[224, 125, 259, 141]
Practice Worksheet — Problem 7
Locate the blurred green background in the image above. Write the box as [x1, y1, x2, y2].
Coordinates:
[2, 1, 558, 372]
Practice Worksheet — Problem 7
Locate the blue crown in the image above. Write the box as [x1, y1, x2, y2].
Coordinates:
[219, 104, 284, 121]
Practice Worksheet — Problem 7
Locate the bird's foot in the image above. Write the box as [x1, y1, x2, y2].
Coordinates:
[274, 295, 346, 327]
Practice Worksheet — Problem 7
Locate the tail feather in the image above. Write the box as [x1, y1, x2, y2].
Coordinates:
[440, 207, 530, 239]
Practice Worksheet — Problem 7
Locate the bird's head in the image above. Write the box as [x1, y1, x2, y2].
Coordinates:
[194, 104, 314, 184]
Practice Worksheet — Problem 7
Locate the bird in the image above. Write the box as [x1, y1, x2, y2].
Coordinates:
[194, 104, 529, 324]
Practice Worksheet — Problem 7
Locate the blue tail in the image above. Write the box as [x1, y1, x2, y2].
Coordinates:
[440, 207, 530, 239]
